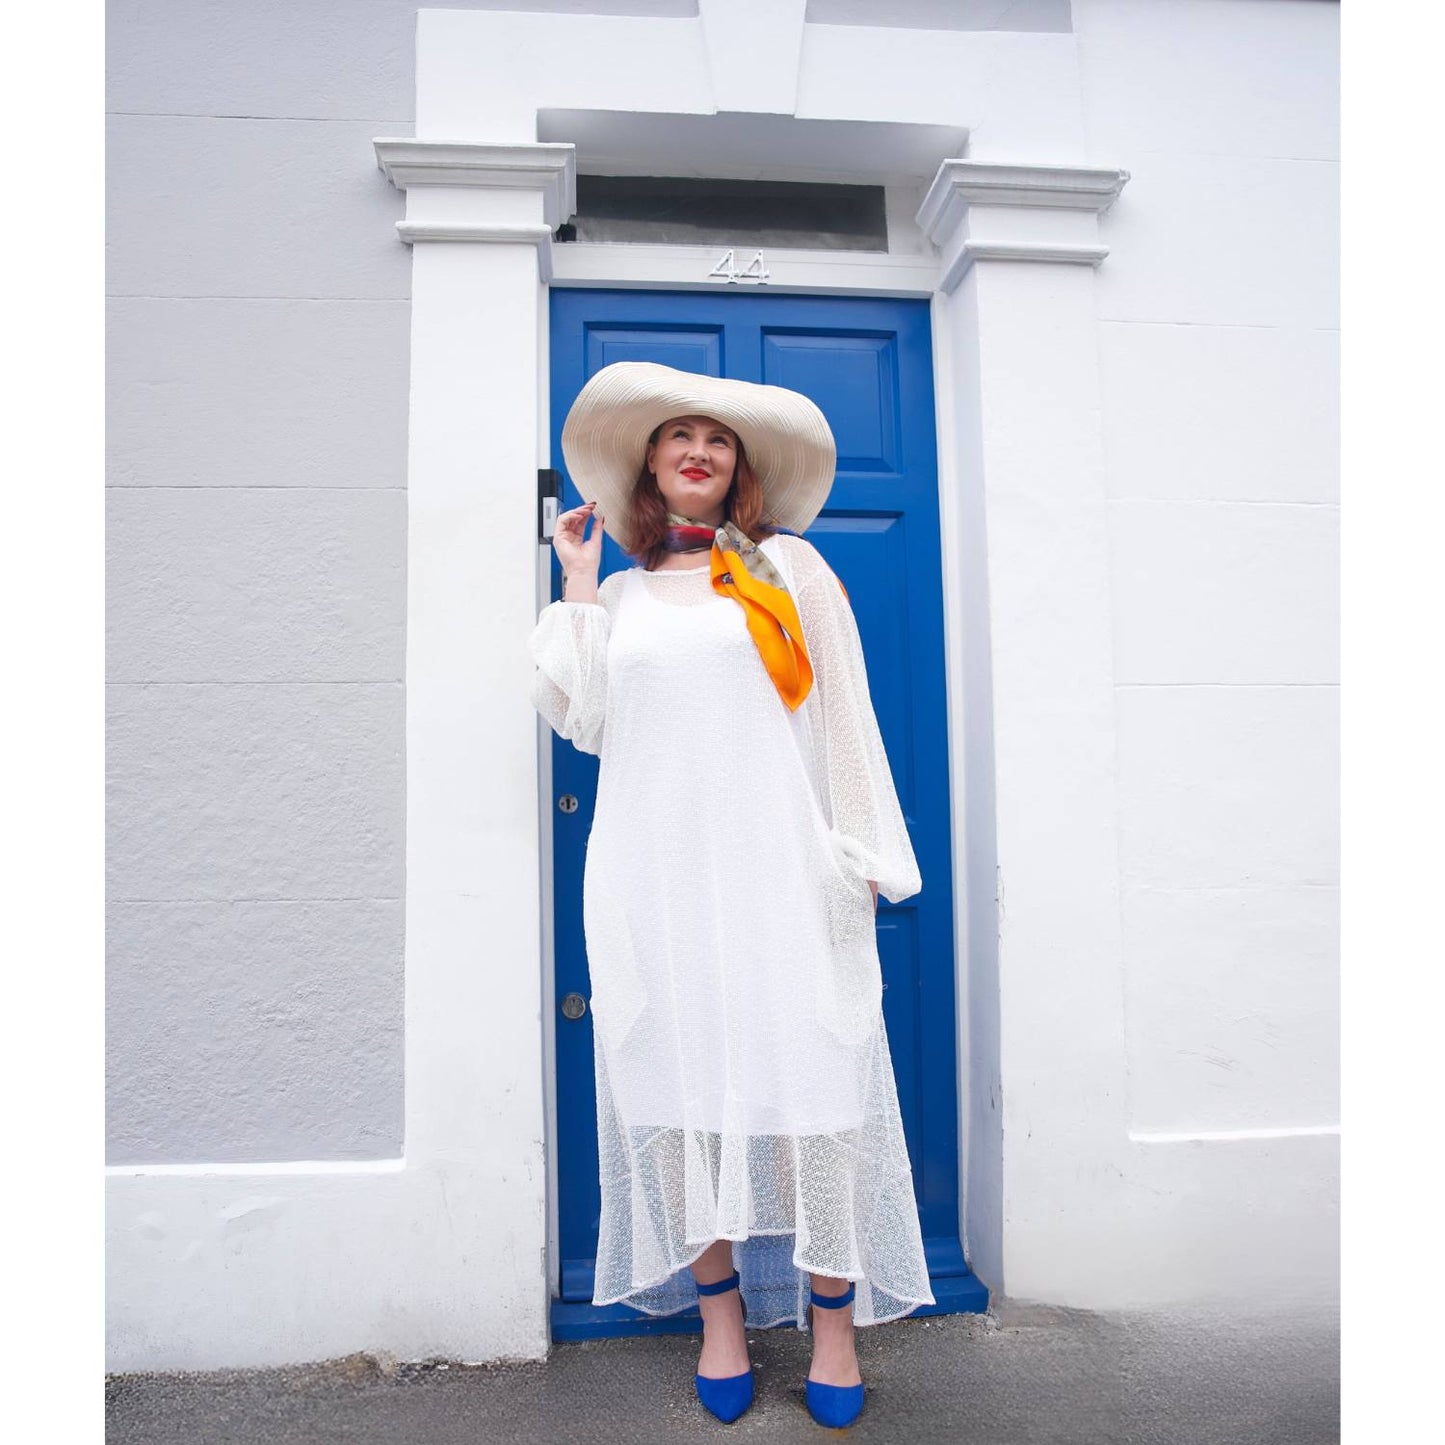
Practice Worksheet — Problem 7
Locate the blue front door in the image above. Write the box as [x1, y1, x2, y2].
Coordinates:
[547, 288, 985, 1338]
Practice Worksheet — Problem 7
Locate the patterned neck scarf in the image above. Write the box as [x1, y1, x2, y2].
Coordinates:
[662, 510, 818, 711]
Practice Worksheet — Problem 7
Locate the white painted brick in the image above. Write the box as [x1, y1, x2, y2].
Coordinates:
[106, 488, 405, 683]
[797, 24, 1087, 163]
[1095, 151, 1338, 329]
[107, 899, 404, 1163]
[106, 682, 404, 901]
[107, 299, 411, 489]
[1108, 499, 1338, 685]
[1122, 884, 1339, 1133]
[1116, 1130, 1338, 1308]
[1116, 685, 1338, 890]
[106, 0, 418, 119]
[1098, 321, 1338, 504]
[1076, 0, 1339, 161]
[105, 0, 698, 120]
[106, 115, 410, 299]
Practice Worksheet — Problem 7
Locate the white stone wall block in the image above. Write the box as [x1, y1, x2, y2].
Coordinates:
[1004, 1122, 1339, 1310]
[1098, 322, 1339, 504]
[1116, 685, 1339, 891]
[417, 10, 714, 139]
[797, 25, 1087, 163]
[106, 487, 405, 684]
[106, 1153, 549, 1372]
[106, 115, 411, 299]
[1107, 499, 1339, 685]
[106, 0, 418, 120]
[107, 899, 404, 1164]
[1075, 0, 1340, 161]
[107, 682, 404, 902]
[106, 0, 703, 121]
[699, 0, 808, 115]
[1122, 884, 1340, 1133]
[106, 298, 411, 490]
[1117, 1129, 1338, 1309]
[1095, 152, 1339, 329]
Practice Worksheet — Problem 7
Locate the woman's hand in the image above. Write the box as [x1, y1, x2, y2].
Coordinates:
[553, 500, 604, 580]
[869, 880, 879, 911]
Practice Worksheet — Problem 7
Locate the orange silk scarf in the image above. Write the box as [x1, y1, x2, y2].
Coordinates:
[706, 522, 848, 713]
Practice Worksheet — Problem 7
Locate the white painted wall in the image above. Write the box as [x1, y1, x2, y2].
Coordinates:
[1076, 0, 1339, 1307]
[106, 0, 1338, 1371]
[105, 0, 417, 1165]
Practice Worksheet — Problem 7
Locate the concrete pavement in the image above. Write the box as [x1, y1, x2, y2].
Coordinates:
[106, 1295, 1339, 1444]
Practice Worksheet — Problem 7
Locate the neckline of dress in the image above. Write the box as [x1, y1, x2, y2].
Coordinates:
[637, 534, 781, 578]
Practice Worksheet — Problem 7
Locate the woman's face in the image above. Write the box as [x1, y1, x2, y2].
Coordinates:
[646, 414, 738, 525]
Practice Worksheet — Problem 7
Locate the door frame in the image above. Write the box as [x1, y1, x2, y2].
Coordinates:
[368, 135, 1127, 1345]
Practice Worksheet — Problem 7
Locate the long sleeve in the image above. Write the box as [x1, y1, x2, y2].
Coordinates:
[795, 554, 923, 905]
[528, 592, 613, 756]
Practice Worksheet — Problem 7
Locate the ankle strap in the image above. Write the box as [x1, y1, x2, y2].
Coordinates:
[809, 1282, 856, 1308]
[696, 1268, 741, 1296]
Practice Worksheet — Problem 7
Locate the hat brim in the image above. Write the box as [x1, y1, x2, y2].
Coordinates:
[560, 362, 837, 553]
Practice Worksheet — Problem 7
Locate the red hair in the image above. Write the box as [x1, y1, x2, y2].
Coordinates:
[626, 425, 778, 570]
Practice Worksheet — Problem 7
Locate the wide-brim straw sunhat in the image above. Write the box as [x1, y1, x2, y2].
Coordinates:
[560, 361, 837, 552]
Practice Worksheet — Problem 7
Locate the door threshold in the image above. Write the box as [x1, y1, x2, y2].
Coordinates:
[551, 1270, 989, 1343]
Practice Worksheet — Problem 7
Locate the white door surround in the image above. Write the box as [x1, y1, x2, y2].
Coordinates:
[105, 4, 1134, 1371]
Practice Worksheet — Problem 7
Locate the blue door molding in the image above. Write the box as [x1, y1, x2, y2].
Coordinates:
[546, 288, 986, 1339]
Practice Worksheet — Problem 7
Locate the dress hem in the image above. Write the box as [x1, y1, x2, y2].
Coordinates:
[590, 1233, 937, 1329]
[590, 1290, 936, 1331]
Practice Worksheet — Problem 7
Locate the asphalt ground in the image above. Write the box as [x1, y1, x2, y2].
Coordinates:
[106, 1294, 1339, 1444]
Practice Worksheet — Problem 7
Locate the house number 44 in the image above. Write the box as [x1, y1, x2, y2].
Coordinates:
[709, 249, 770, 284]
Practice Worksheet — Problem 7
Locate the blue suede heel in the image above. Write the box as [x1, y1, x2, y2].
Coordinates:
[805, 1281, 866, 1428]
[693, 1268, 754, 1424]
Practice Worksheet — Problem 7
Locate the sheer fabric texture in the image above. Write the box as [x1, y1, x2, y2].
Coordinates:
[529, 531, 933, 1328]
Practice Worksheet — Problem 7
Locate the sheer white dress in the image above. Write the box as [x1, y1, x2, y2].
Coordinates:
[529, 530, 934, 1329]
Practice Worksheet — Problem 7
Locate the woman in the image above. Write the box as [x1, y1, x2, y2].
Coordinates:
[529, 362, 933, 1427]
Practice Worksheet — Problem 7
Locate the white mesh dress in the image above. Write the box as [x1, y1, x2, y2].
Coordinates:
[529, 530, 935, 1330]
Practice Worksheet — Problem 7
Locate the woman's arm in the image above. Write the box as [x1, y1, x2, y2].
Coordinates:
[528, 499, 612, 753]
[794, 550, 922, 906]
[527, 570, 619, 755]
